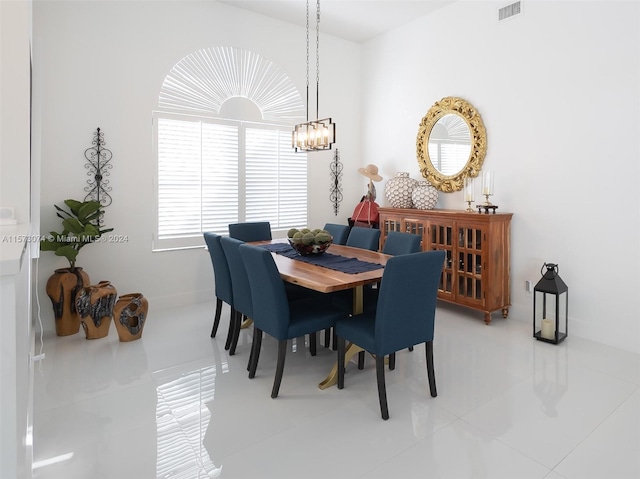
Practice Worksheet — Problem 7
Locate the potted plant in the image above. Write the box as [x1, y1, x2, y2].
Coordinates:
[41, 199, 113, 336]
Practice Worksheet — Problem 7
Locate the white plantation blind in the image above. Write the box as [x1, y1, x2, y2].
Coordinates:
[157, 118, 239, 240]
[154, 46, 307, 251]
[154, 114, 307, 250]
[245, 127, 307, 227]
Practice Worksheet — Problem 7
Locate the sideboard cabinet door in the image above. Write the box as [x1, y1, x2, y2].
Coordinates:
[379, 208, 512, 324]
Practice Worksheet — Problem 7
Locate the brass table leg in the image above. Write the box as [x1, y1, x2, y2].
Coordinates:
[352, 285, 363, 315]
[319, 286, 365, 389]
[318, 342, 363, 390]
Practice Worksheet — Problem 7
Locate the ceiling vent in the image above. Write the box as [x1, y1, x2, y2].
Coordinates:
[498, 1, 522, 21]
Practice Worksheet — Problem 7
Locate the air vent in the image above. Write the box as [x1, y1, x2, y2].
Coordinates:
[498, 1, 522, 21]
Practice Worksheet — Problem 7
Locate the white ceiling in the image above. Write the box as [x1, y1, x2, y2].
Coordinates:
[217, 1, 456, 43]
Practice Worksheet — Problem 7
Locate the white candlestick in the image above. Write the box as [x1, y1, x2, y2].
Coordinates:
[541, 318, 555, 340]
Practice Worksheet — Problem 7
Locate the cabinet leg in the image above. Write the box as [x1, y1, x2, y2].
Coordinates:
[484, 312, 491, 325]
[502, 307, 509, 318]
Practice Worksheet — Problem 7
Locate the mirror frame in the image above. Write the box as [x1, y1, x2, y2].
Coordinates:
[416, 96, 487, 192]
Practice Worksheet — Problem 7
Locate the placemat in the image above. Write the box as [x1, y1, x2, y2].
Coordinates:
[260, 243, 383, 274]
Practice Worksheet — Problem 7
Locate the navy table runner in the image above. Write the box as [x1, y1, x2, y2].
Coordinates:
[260, 243, 384, 274]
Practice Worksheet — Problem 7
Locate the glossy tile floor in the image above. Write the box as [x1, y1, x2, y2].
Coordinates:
[33, 301, 640, 479]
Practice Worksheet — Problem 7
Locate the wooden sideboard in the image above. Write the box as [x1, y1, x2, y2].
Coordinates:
[378, 208, 512, 324]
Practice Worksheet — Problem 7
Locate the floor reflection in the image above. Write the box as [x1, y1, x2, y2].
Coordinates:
[533, 343, 569, 417]
[154, 362, 222, 478]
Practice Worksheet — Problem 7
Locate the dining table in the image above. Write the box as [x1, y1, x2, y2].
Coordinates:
[253, 238, 391, 389]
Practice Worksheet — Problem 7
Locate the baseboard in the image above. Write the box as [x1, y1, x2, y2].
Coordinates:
[145, 288, 214, 312]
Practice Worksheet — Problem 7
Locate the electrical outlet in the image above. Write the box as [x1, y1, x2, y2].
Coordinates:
[525, 280, 533, 293]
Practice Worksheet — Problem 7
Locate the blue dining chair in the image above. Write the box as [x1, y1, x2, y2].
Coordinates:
[336, 250, 445, 420]
[239, 243, 349, 398]
[329, 226, 382, 322]
[220, 236, 254, 356]
[228, 221, 272, 242]
[346, 226, 381, 251]
[203, 232, 235, 341]
[354, 230, 423, 364]
[323, 223, 349, 245]
[382, 231, 422, 255]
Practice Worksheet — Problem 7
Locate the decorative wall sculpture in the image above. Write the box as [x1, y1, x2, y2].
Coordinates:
[84, 127, 113, 225]
[329, 148, 343, 215]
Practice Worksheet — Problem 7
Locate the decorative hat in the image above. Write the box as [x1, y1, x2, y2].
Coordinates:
[358, 164, 383, 182]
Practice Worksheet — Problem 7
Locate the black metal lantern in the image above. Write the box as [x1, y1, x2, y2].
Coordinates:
[533, 263, 568, 344]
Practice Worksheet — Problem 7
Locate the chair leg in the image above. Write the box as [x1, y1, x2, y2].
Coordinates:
[211, 298, 223, 338]
[224, 308, 237, 350]
[332, 329, 338, 351]
[248, 328, 263, 379]
[426, 340, 437, 397]
[357, 351, 365, 370]
[271, 339, 288, 398]
[408, 346, 414, 352]
[388, 352, 396, 370]
[247, 339, 254, 372]
[310, 332, 317, 356]
[375, 355, 389, 420]
[229, 313, 243, 356]
[324, 327, 331, 348]
[337, 337, 346, 389]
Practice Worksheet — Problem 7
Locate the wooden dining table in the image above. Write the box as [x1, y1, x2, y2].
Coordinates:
[253, 238, 391, 389]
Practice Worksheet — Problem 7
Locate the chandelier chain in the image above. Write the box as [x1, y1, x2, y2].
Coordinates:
[315, 0, 320, 118]
[305, 0, 310, 121]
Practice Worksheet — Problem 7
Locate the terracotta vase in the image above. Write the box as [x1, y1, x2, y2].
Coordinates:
[113, 293, 148, 342]
[76, 281, 117, 339]
[46, 267, 91, 336]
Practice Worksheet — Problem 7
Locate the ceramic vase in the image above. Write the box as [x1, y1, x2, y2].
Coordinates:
[113, 293, 148, 342]
[384, 172, 418, 209]
[76, 280, 117, 339]
[46, 267, 91, 336]
[412, 181, 439, 210]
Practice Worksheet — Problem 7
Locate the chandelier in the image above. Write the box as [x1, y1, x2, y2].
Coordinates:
[292, 0, 336, 152]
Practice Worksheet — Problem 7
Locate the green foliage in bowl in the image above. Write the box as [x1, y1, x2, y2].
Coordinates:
[286, 228, 333, 255]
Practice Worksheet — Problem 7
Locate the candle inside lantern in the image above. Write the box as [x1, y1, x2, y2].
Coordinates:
[464, 177, 475, 202]
[482, 170, 494, 195]
[541, 318, 555, 340]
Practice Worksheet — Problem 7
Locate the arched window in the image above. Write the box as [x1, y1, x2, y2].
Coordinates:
[153, 46, 307, 250]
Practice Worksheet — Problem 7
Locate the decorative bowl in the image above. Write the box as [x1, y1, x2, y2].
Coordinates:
[288, 237, 333, 256]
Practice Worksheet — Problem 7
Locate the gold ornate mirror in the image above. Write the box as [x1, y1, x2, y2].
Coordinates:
[416, 97, 487, 192]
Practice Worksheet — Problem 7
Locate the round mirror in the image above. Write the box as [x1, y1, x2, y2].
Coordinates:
[416, 97, 487, 192]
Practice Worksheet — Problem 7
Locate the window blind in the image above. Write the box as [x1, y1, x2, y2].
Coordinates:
[154, 114, 307, 251]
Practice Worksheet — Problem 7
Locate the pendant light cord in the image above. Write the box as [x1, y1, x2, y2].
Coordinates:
[316, 0, 320, 119]
[305, 0, 310, 122]
[304, 0, 322, 122]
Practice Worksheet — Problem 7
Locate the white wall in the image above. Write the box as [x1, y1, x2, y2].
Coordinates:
[0, 0, 31, 224]
[32, 1, 362, 331]
[361, 1, 640, 352]
[32, 1, 640, 353]
[1, 1, 35, 476]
